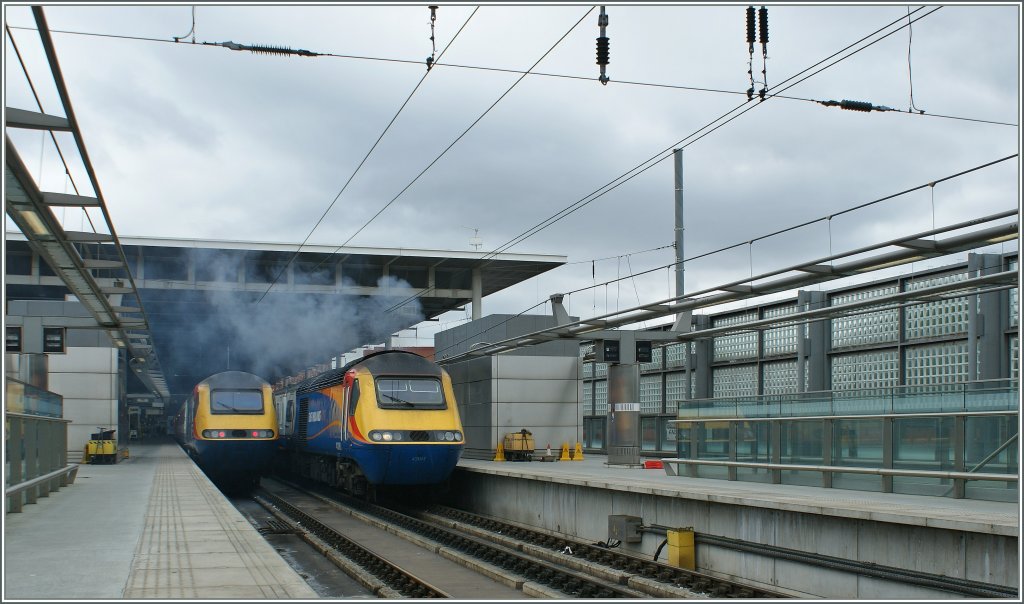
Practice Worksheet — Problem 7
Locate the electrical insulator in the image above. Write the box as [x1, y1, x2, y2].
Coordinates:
[758, 6, 768, 44]
[746, 6, 756, 51]
[840, 99, 873, 112]
[596, 37, 610, 66]
[597, 6, 610, 85]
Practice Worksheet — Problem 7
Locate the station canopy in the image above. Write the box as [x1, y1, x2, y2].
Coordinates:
[5, 233, 565, 400]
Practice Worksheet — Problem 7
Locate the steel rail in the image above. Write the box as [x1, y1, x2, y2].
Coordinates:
[423, 504, 788, 598]
[254, 489, 450, 598]
[286, 481, 647, 598]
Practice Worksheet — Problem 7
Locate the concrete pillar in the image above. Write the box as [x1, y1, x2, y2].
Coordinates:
[471, 268, 482, 320]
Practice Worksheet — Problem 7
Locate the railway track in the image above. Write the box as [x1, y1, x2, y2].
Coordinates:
[254, 488, 449, 598]
[258, 477, 785, 598]
[415, 503, 787, 598]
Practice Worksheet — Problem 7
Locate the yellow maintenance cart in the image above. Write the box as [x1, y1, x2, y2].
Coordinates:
[84, 428, 118, 464]
[502, 429, 535, 462]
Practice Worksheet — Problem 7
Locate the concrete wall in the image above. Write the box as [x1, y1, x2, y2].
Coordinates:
[48, 346, 119, 453]
[7, 300, 123, 454]
[447, 355, 581, 460]
[447, 471, 1018, 598]
[439, 314, 583, 459]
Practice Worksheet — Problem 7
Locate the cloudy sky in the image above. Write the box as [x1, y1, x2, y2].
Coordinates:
[5, 2, 1020, 346]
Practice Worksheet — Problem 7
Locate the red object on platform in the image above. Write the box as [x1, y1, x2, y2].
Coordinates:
[643, 460, 663, 469]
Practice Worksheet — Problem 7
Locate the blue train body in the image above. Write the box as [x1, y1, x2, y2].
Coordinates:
[276, 350, 464, 496]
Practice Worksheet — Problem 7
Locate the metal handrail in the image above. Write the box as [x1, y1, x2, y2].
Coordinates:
[5, 464, 79, 497]
[659, 458, 1017, 482]
[669, 409, 1017, 423]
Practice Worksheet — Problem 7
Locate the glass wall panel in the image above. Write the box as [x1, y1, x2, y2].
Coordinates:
[665, 343, 687, 368]
[697, 421, 731, 458]
[583, 416, 605, 449]
[734, 421, 772, 483]
[831, 349, 898, 394]
[713, 364, 757, 398]
[904, 271, 969, 340]
[965, 415, 1015, 471]
[831, 418, 885, 492]
[594, 380, 608, 415]
[904, 342, 968, 386]
[665, 372, 687, 413]
[963, 415, 1018, 503]
[831, 285, 899, 348]
[891, 417, 954, 496]
[582, 381, 594, 415]
[660, 416, 678, 452]
[713, 312, 758, 361]
[780, 420, 823, 464]
[779, 420, 826, 487]
[677, 421, 693, 458]
[695, 420, 730, 479]
[595, 362, 608, 378]
[640, 346, 663, 372]
[762, 304, 798, 357]
[763, 360, 798, 395]
[641, 417, 658, 451]
[582, 361, 593, 379]
[640, 374, 662, 413]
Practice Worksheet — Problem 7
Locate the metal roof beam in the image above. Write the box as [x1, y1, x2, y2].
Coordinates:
[4, 107, 71, 131]
[42, 191, 100, 207]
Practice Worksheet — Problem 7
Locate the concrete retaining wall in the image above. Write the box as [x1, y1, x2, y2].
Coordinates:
[447, 469, 1018, 598]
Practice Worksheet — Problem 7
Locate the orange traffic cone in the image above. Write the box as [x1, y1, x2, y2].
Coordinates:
[572, 442, 584, 461]
[559, 442, 572, 461]
[493, 441, 506, 462]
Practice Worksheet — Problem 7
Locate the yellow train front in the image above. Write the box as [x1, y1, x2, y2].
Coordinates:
[173, 371, 278, 488]
[282, 350, 464, 497]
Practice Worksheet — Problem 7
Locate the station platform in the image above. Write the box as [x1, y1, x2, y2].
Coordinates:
[453, 453, 1019, 598]
[457, 453, 1018, 536]
[3, 439, 316, 600]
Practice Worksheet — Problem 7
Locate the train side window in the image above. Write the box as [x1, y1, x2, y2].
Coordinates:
[287, 400, 294, 422]
[349, 381, 359, 415]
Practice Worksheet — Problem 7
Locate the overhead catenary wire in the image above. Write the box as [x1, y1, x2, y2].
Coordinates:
[10, 7, 1012, 126]
[427, 150, 1018, 359]
[484, 6, 946, 259]
[254, 7, 481, 304]
[382, 6, 947, 316]
[172, 5, 196, 44]
[286, 7, 595, 289]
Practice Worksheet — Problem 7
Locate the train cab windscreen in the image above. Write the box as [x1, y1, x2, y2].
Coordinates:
[375, 378, 445, 409]
[211, 389, 265, 414]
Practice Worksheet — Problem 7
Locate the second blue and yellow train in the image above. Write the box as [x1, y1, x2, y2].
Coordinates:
[274, 350, 464, 498]
[172, 370, 278, 488]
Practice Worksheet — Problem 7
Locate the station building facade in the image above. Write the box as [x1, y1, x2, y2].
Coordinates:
[579, 252, 1019, 457]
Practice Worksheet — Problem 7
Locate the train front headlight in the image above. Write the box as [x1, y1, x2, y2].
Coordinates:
[444, 431, 455, 441]
[454, 431, 462, 441]
[382, 432, 393, 441]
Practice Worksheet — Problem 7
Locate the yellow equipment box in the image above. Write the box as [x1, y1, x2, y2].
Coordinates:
[84, 428, 118, 464]
[502, 429, 535, 461]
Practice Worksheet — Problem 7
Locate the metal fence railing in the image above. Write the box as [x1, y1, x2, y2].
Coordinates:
[5, 379, 77, 513]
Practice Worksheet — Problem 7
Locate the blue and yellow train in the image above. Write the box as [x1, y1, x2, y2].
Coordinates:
[275, 350, 464, 498]
[173, 371, 278, 488]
